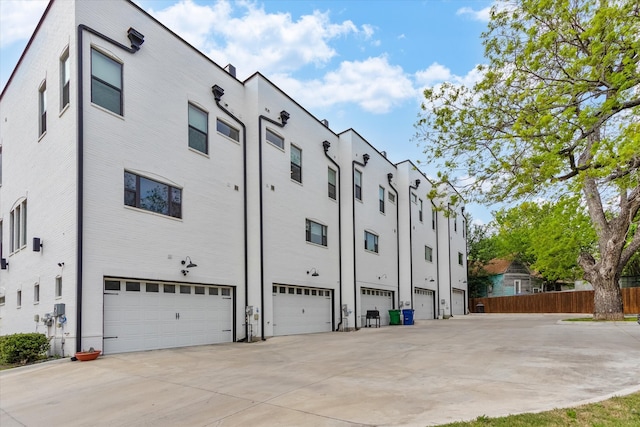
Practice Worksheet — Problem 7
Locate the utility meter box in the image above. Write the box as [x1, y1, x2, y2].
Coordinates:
[53, 303, 66, 317]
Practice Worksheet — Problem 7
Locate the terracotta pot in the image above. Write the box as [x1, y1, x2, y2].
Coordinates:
[75, 350, 101, 361]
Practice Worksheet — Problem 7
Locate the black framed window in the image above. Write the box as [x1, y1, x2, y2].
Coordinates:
[266, 129, 284, 149]
[291, 145, 302, 183]
[39, 82, 47, 136]
[60, 50, 70, 109]
[306, 219, 327, 246]
[432, 208, 436, 229]
[458, 252, 464, 265]
[328, 167, 337, 199]
[419, 199, 423, 222]
[91, 49, 122, 115]
[354, 169, 362, 201]
[379, 186, 385, 213]
[124, 171, 182, 218]
[425, 245, 433, 262]
[188, 104, 208, 154]
[216, 118, 239, 142]
[364, 231, 378, 253]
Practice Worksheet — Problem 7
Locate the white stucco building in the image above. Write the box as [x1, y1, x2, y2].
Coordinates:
[0, 0, 468, 355]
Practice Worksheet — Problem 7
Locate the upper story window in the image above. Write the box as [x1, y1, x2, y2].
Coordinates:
[291, 145, 302, 183]
[17, 290, 22, 308]
[419, 199, 423, 222]
[266, 129, 284, 149]
[216, 119, 239, 142]
[39, 82, 47, 136]
[425, 245, 433, 262]
[328, 167, 337, 200]
[364, 231, 378, 253]
[379, 186, 385, 213]
[458, 252, 464, 266]
[432, 208, 436, 230]
[91, 48, 123, 115]
[411, 193, 417, 204]
[60, 50, 70, 110]
[306, 219, 327, 246]
[56, 276, 63, 298]
[454, 215, 458, 232]
[124, 171, 182, 219]
[388, 192, 395, 204]
[354, 169, 362, 201]
[34, 283, 40, 304]
[188, 104, 208, 154]
[462, 218, 466, 238]
[10, 199, 27, 253]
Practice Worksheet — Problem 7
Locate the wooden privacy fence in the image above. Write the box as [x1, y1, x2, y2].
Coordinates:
[470, 288, 640, 314]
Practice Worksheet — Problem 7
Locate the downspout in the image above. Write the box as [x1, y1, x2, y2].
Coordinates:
[351, 154, 370, 331]
[408, 179, 420, 310]
[387, 173, 399, 309]
[447, 203, 453, 317]
[76, 25, 144, 353]
[212, 85, 246, 342]
[323, 141, 343, 331]
[461, 206, 468, 314]
[258, 111, 290, 340]
[431, 200, 440, 319]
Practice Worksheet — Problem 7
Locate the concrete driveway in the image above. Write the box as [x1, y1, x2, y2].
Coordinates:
[2, 314, 640, 426]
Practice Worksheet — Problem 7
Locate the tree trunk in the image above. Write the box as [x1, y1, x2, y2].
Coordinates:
[592, 276, 624, 321]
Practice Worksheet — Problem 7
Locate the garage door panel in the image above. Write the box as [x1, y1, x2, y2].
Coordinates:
[414, 288, 435, 320]
[361, 288, 393, 326]
[452, 289, 465, 316]
[273, 286, 332, 336]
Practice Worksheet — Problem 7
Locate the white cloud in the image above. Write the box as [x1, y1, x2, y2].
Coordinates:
[0, 0, 48, 48]
[415, 62, 484, 96]
[272, 56, 415, 114]
[456, 5, 493, 22]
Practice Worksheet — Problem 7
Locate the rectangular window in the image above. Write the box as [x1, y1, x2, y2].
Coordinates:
[462, 219, 466, 238]
[306, 219, 327, 246]
[354, 169, 362, 201]
[60, 50, 70, 110]
[291, 145, 302, 183]
[216, 118, 239, 142]
[328, 168, 337, 200]
[379, 186, 385, 213]
[17, 290, 22, 308]
[364, 231, 378, 253]
[180, 285, 191, 294]
[146, 283, 159, 293]
[56, 277, 62, 298]
[34, 284, 40, 303]
[188, 104, 208, 154]
[432, 208, 436, 230]
[0, 295, 4, 305]
[10, 200, 27, 252]
[164, 284, 176, 293]
[126, 282, 140, 292]
[388, 192, 395, 204]
[458, 252, 464, 265]
[425, 245, 433, 262]
[266, 129, 284, 149]
[411, 193, 417, 204]
[454, 216, 458, 232]
[419, 199, 423, 222]
[124, 171, 182, 218]
[91, 49, 122, 115]
[104, 280, 121, 291]
[39, 82, 47, 136]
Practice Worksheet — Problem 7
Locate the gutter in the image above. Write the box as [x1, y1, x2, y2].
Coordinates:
[212, 85, 246, 342]
[430, 200, 440, 319]
[323, 141, 343, 331]
[351, 154, 370, 330]
[76, 24, 144, 353]
[387, 173, 399, 309]
[447, 203, 453, 317]
[408, 179, 420, 309]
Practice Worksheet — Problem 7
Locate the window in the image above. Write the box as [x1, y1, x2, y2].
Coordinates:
[454, 216, 458, 232]
[39, 82, 47, 136]
[180, 285, 191, 294]
[104, 280, 121, 291]
[216, 119, 239, 142]
[126, 282, 140, 291]
[411, 193, 417, 204]
[462, 219, 466, 238]
[354, 170, 362, 201]
[432, 208, 436, 230]
[17, 290, 22, 307]
[291, 145, 302, 183]
[55, 277, 62, 298]
[91, 49, 122, 115]
[60, 50, 70, 109]
[425, 245, 433, 262]
[10, 199, 27, 252]
[364, 231, 378, 253]
[0, 295, 4, 305]
[34, 283, 40, 303]
[124, 171, 182, 218]
[379, 186, 385, 213]
[266, 129, 284, 149]
[306, 219, 327, 246]
[419, 199, 423, 222]
[388, 192, 395, 204]
[328, 168, 337, 200]
[188, 104, 208, 154]
[146, 283, 159, 292]
[458, 252, 464, 265]
[164, 284, 176, 293]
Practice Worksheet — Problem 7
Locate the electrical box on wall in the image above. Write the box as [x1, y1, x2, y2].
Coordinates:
[53, 303, 65, 317]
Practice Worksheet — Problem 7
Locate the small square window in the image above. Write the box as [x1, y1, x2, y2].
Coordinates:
[266, 129, 284, 149]
[105, 280, 121, 291]
[364, 231, 379, 253]
[195, 286, 205, 295]
[164, 284, 176, 293]
[209, 287, 219, 295]
[126, 282, 140, 292]
[180, 285, 191, 294]
[221, 288, 230, 296]
[288, 288, 295, 294]
[216, 119, 239, 142]
[306, 219, 327, 246]
[388, 192, 396, 204]
[296, 288, 302, 294]
[146, 283, 159, 292]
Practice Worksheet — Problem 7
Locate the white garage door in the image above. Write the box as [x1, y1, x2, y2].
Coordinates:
[361, 288, 393, 326]
[452, 289, 466, 316]
[414, 288, 435, 320]
[103, 279, 233, 354]
[272, 285, 332, 336]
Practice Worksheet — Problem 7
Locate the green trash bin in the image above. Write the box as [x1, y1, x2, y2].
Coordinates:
[389, 309, 401, 325]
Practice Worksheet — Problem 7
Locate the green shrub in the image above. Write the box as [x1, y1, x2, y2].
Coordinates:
[0, 333, 50, 364]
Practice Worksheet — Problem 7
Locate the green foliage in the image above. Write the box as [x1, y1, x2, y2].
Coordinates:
[467, 222, 500, 264]
[0, 333, 50, 364]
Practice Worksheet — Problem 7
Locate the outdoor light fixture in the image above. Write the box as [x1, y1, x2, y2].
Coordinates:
[58, 262, 65, 267]
[182, 257, 198, 269]
[307, 268, 319, 277]
[378, 274, 387, 280]
[1, 258, 8, 270]
[33, 237, 43, 252]
[428, 277, 435, 282]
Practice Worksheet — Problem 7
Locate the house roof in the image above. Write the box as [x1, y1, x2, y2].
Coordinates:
[483, 258, 514, 275]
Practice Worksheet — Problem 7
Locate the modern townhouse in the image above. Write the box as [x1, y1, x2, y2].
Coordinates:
[0, 0, 468, 355]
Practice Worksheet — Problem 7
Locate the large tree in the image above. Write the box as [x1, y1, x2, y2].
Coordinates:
[417, 0, 640, 319]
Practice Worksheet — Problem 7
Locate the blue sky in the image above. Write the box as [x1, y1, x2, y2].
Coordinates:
[0, 0, 496, 224]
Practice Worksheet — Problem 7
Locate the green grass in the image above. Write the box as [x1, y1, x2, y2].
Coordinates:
[436, 392, 640, 426]
[564, 316, 639, 322]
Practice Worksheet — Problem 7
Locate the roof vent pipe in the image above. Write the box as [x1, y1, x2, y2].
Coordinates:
[224, 64, 236, 77]
[321, 119, 329, 127]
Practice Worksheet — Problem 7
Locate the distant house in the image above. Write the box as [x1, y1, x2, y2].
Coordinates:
[483, 259, 539, 297]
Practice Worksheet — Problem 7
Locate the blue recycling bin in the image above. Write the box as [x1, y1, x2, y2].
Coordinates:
[402, 309, 414, 325]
